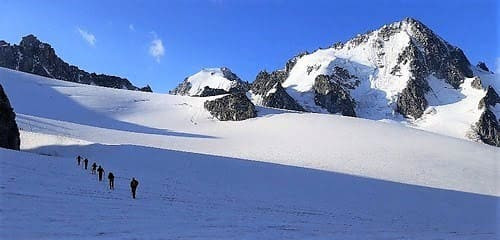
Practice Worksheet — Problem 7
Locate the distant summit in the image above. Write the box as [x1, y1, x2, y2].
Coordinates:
[170, 67, 249, 96]
[0, 34, 152, 92]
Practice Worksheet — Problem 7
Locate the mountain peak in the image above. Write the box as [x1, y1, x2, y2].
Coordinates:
[170, 67, 249, 96]
[20, 34, 42, 47]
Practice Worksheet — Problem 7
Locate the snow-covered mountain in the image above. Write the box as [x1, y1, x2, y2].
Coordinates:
[170, 67, 249, 96]
[0, 67, 498, 239]
[172, 18, 499, 146]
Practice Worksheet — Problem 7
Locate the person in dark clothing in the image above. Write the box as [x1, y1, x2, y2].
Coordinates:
[130, 178, 139, 199]
[77, 156, 81, 166]
[97, 166, 105, 181]
[108, 172, 115, 190]
[91, 162, 97, 174]
[83, 158, 89, 170]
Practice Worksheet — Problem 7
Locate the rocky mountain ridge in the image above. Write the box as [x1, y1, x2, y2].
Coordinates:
[0, 35, 151, 92]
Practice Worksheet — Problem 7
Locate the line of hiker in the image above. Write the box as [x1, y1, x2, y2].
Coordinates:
[76, 155, 139, 199]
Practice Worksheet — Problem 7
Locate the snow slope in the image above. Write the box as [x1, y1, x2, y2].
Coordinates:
[0, 67, 499, 239]
[178, 68, 242, 96]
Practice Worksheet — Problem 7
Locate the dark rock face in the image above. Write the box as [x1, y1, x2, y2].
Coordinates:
[204, 93, 257, 121]
[475, 86, 499, 147]
[0, 35, 150, 91]
[313, 75, 356, 117]
[478, 86, 500, 110]
[0, 84, 20, 150]
[251, 71, 304, 111]
[139, 85, 153, 92]
[397, 78, 429, 119]
[393, 41, 430, 119]
[381, 18, 473, 119]
[476, 62, 490, 72]
[402, 18, 473, 89]
[196, 86, 229, 97]
[476, 109, 499, 147]
[170, 67, 249, 96]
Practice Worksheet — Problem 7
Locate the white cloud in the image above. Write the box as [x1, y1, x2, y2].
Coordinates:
[149, 33, 164, 63]
[129, 24, 135, 31]
[77, 28, 96, 46]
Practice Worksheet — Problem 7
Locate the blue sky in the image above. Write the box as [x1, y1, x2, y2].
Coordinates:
[0, 0, 498, 92]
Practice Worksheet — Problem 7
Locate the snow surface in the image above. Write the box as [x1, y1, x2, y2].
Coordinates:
[0, 67, 499, 239]
[282, 21, 413, 119]
[184, 68, 239, 96]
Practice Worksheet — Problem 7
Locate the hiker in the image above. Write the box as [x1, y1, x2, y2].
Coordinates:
[91, 162, 97, 174]
[97, 166, 105, 181]
[130, 178, 139, 199]
[83, 158, 89, 170]
[108, 172, 115, 190]
[77, 155, 81, 166]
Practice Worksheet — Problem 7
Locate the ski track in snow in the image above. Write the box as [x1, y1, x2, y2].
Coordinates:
[0, 67, 499, 239]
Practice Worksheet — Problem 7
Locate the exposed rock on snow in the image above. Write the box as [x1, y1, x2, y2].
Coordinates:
[401, 18, 472, 89]
[478, 86, 499, 110]
[476, 62, 491, 72]
[475, 86, 500, 146]
[0, 35, 150, 91]
[250, 71, 304, 111]
[204, 93, 257, 121]
[275, 17, 474, 121]
[139, 85, 153, 92]
[313, 74, 356, 116]
[196, 86, 229, 97]
[0, 84, 20, 150]
[396, 78, 429, 119]
[476, 109, 499, 146]
[470, 76, 483, 90]
[170, 67, 249, 96]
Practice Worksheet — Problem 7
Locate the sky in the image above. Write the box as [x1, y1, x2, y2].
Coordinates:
[0, 0, 498, 92]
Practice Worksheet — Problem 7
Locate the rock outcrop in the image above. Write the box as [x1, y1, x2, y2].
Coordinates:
[476, 109, 499, 146]
[251, 71, 304, 111]
[196, 86, 229, 97]
[388, 18, 472, 118]
[313, 75, 356, 116]
[0, 35, 150, 91]
[476, 62, 491, 72]
[475, 86, 499, 146]
[0, 84, 20, 150]
[478, 86, 500, 110]
[470, 76, 483, 90]
[204, 93, 257, 121]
